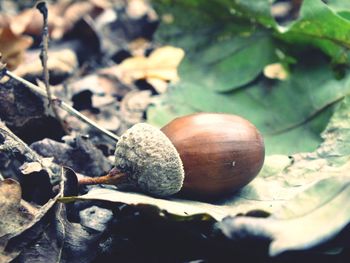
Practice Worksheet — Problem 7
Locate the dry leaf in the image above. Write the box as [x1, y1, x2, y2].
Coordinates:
[0, 7, 64, 38]
[51, 0, 109, 39]
[105, 46, 185, 84]
[19, 162, 43, 174]
[120, 90, 153, 125]
[9, 9, 44, 36]
[128, 37, 152, 57]
[0, 179, 38, 237]
[127, 0, 152, 19]
[0, 0, 108, 40]
[19, 158, 54, 175]
[263, 63, 288, 80]
[0, 14, 9, 28]
[147, 77, 168, 93]
[13, 48, 77, 77]
[0, 27, 32, 70]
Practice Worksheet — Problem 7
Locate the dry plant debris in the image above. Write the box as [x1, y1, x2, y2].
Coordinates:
[1, 0, 350, 262]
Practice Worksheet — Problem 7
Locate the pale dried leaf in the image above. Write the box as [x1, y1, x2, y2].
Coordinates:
[114, 46, 185, 84]
[147, 77, 168, 93]
[127, 0, 152, 19]
[263, 63, 288, 80]
[19, 162, 43, 174]
[0, 27, 33, 70]
[9, 9, 40, 36]
[13, 48, 77, 77]
[0, 179, 38, 237]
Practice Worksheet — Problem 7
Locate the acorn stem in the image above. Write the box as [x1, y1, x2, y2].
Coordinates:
[78, 167, 127, 185]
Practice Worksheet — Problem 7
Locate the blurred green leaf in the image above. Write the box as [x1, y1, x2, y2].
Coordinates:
[178, 33, 276, 92]
[149, 57, 350, 155]
[150, 0, 350, 155]
[155, 0, 277, 91]
[278, 0, 350, 64]
[324, 0, 350, 20]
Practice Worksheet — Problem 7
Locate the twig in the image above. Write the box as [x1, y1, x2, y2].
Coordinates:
[5, 70, 120, 142]
[78, 167, 127, 185]
[36, 1, 68, 133]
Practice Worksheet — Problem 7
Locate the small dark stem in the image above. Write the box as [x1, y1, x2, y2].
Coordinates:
[36, 1, 68, 133]
[78, 168, 127, 185]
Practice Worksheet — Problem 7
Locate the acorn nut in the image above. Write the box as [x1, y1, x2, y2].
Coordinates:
[79, 113, 265, 198]
[114, 123, 184, 196]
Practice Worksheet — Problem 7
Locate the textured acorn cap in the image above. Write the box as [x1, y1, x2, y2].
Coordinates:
[114, 123, 185, 196]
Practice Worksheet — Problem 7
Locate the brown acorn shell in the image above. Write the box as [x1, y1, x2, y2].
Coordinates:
[161, 113, 265, 197]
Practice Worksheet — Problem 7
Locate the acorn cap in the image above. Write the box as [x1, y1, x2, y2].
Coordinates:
[114, 123, 185, 196]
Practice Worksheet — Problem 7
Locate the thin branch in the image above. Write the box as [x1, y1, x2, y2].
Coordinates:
[36, 1, 68, 133]
[5, 70, 120, 142]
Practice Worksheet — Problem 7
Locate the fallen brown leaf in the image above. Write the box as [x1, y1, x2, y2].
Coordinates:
[120, 90, 153, 125]
[13, 48, 77, 78]
[0, 179, 38, 237]
[0, 27, 32, 70]
[101, 46, 185, 85]
[0, 0, 109, 40]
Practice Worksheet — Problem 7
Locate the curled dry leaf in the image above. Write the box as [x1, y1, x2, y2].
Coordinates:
[12, 167, 105, 263]
[0, 27, 32, 70]
[101, 46, 185, 85]
[0, 179, 38, 238]
[19, 158, 54, 175]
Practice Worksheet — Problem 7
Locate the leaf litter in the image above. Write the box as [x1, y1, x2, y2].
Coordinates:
[1, 0, 350, 262]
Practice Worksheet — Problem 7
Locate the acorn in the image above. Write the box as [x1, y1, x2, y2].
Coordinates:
[79, 113, 265, 198]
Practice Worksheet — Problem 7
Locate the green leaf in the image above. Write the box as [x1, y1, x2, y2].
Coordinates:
[150, 0, 350, 155]
[326, 0, 350, 11]
[149, 57, 350, 155]
[278, 0, 350, 64]
[324, 0, 350, 21]
[155, 0, 277, 91]
[179, 33, 277, 92]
